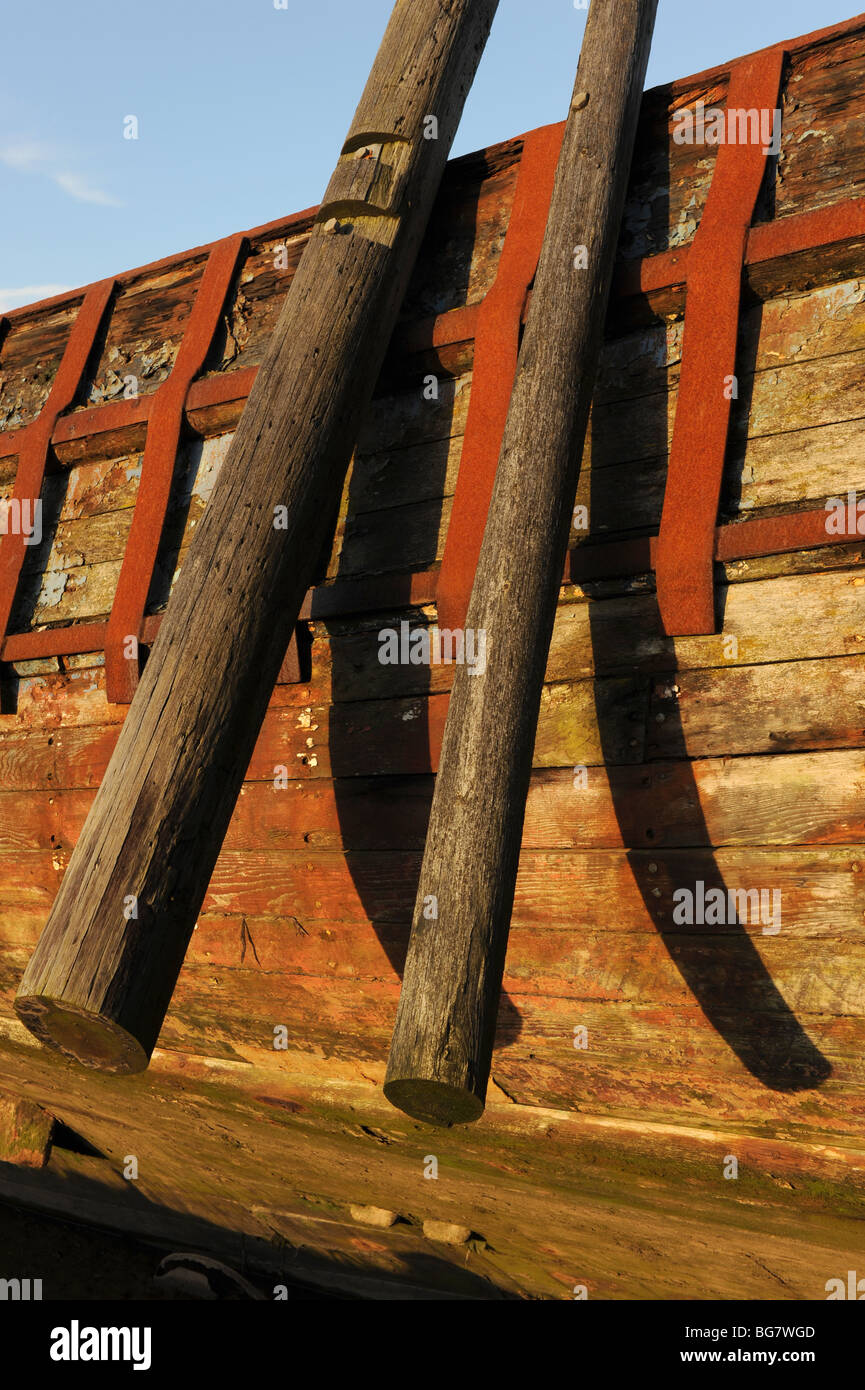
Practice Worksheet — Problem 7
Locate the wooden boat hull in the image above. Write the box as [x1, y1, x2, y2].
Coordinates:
[2, 15, 865, 1298]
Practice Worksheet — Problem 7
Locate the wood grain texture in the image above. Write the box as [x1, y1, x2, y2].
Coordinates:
[385, 0, 659, 1125]
[14, 0, 500, 1071]
[1, 1024, 863, 1301]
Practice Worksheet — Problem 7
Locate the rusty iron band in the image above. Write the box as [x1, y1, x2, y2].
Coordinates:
[435, 121, 563, 634]
[654, 48, 786, 636]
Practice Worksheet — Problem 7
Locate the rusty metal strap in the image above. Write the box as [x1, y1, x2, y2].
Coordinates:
[654, 49, 786, 636]
[0, 280, 115, 647]
[435, 122, 563, 633]
[105, 234, 246, 704]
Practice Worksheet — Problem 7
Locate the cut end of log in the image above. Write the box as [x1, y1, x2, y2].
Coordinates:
[382, 1076, 485, 1127]
[13, 996, 150, 1074]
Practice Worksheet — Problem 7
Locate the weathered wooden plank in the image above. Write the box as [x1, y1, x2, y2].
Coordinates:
[11, 558, 865, 717]
[0, 672, 648, 791]
[257, 677, 649, 776]
[583, 344, 865, 478]
[4, 692, 865, 847]
[594, 278, 865, 407]
[7, 836, 852, 949]
[0, 667, 123, 730]
[0, 305, 76, 435]
[54, 968, 865, 1136]
[338, 495, 453, 578]
[217, 749, 865, 852]
[48, 452, 143, 520]
[356, 370, 473, 455]
[11, 559, 121, 628]
[549, 571, 865, 680]
[518, 751, 865, 850]
[319, 569, 865, 705]
[347, 431, 464, 516]
[21, 508, 134, 576]
[573, 416, 865, 539]
[648, 653, 865, 760]
[777, 28, 865, 220]
[4, 844, 865, 940]
[138, 914, 865, 1017]
[85, 263, 197, 407]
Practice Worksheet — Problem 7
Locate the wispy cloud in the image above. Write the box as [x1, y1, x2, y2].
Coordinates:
[0, 285, 73, 312]
[0, 139, 122, 208]
[52, 172, 122, 206]
[0, 139, 56, 169]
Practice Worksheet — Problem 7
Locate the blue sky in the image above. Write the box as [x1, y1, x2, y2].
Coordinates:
[0, 0, 856, 309]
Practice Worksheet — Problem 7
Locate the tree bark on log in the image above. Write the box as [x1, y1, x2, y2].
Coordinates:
[14, 0, 499, 1072]
[384, 0, 659, 1125]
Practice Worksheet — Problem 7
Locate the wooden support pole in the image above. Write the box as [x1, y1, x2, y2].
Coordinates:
[384, 0, 659, 1125]
[14, 0, 499, 1072]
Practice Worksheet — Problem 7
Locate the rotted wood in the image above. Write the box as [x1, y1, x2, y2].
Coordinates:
[384, 0, 659, 1125]
[0, 1092, 54, 1168]
[14, 0, 500, 1072]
